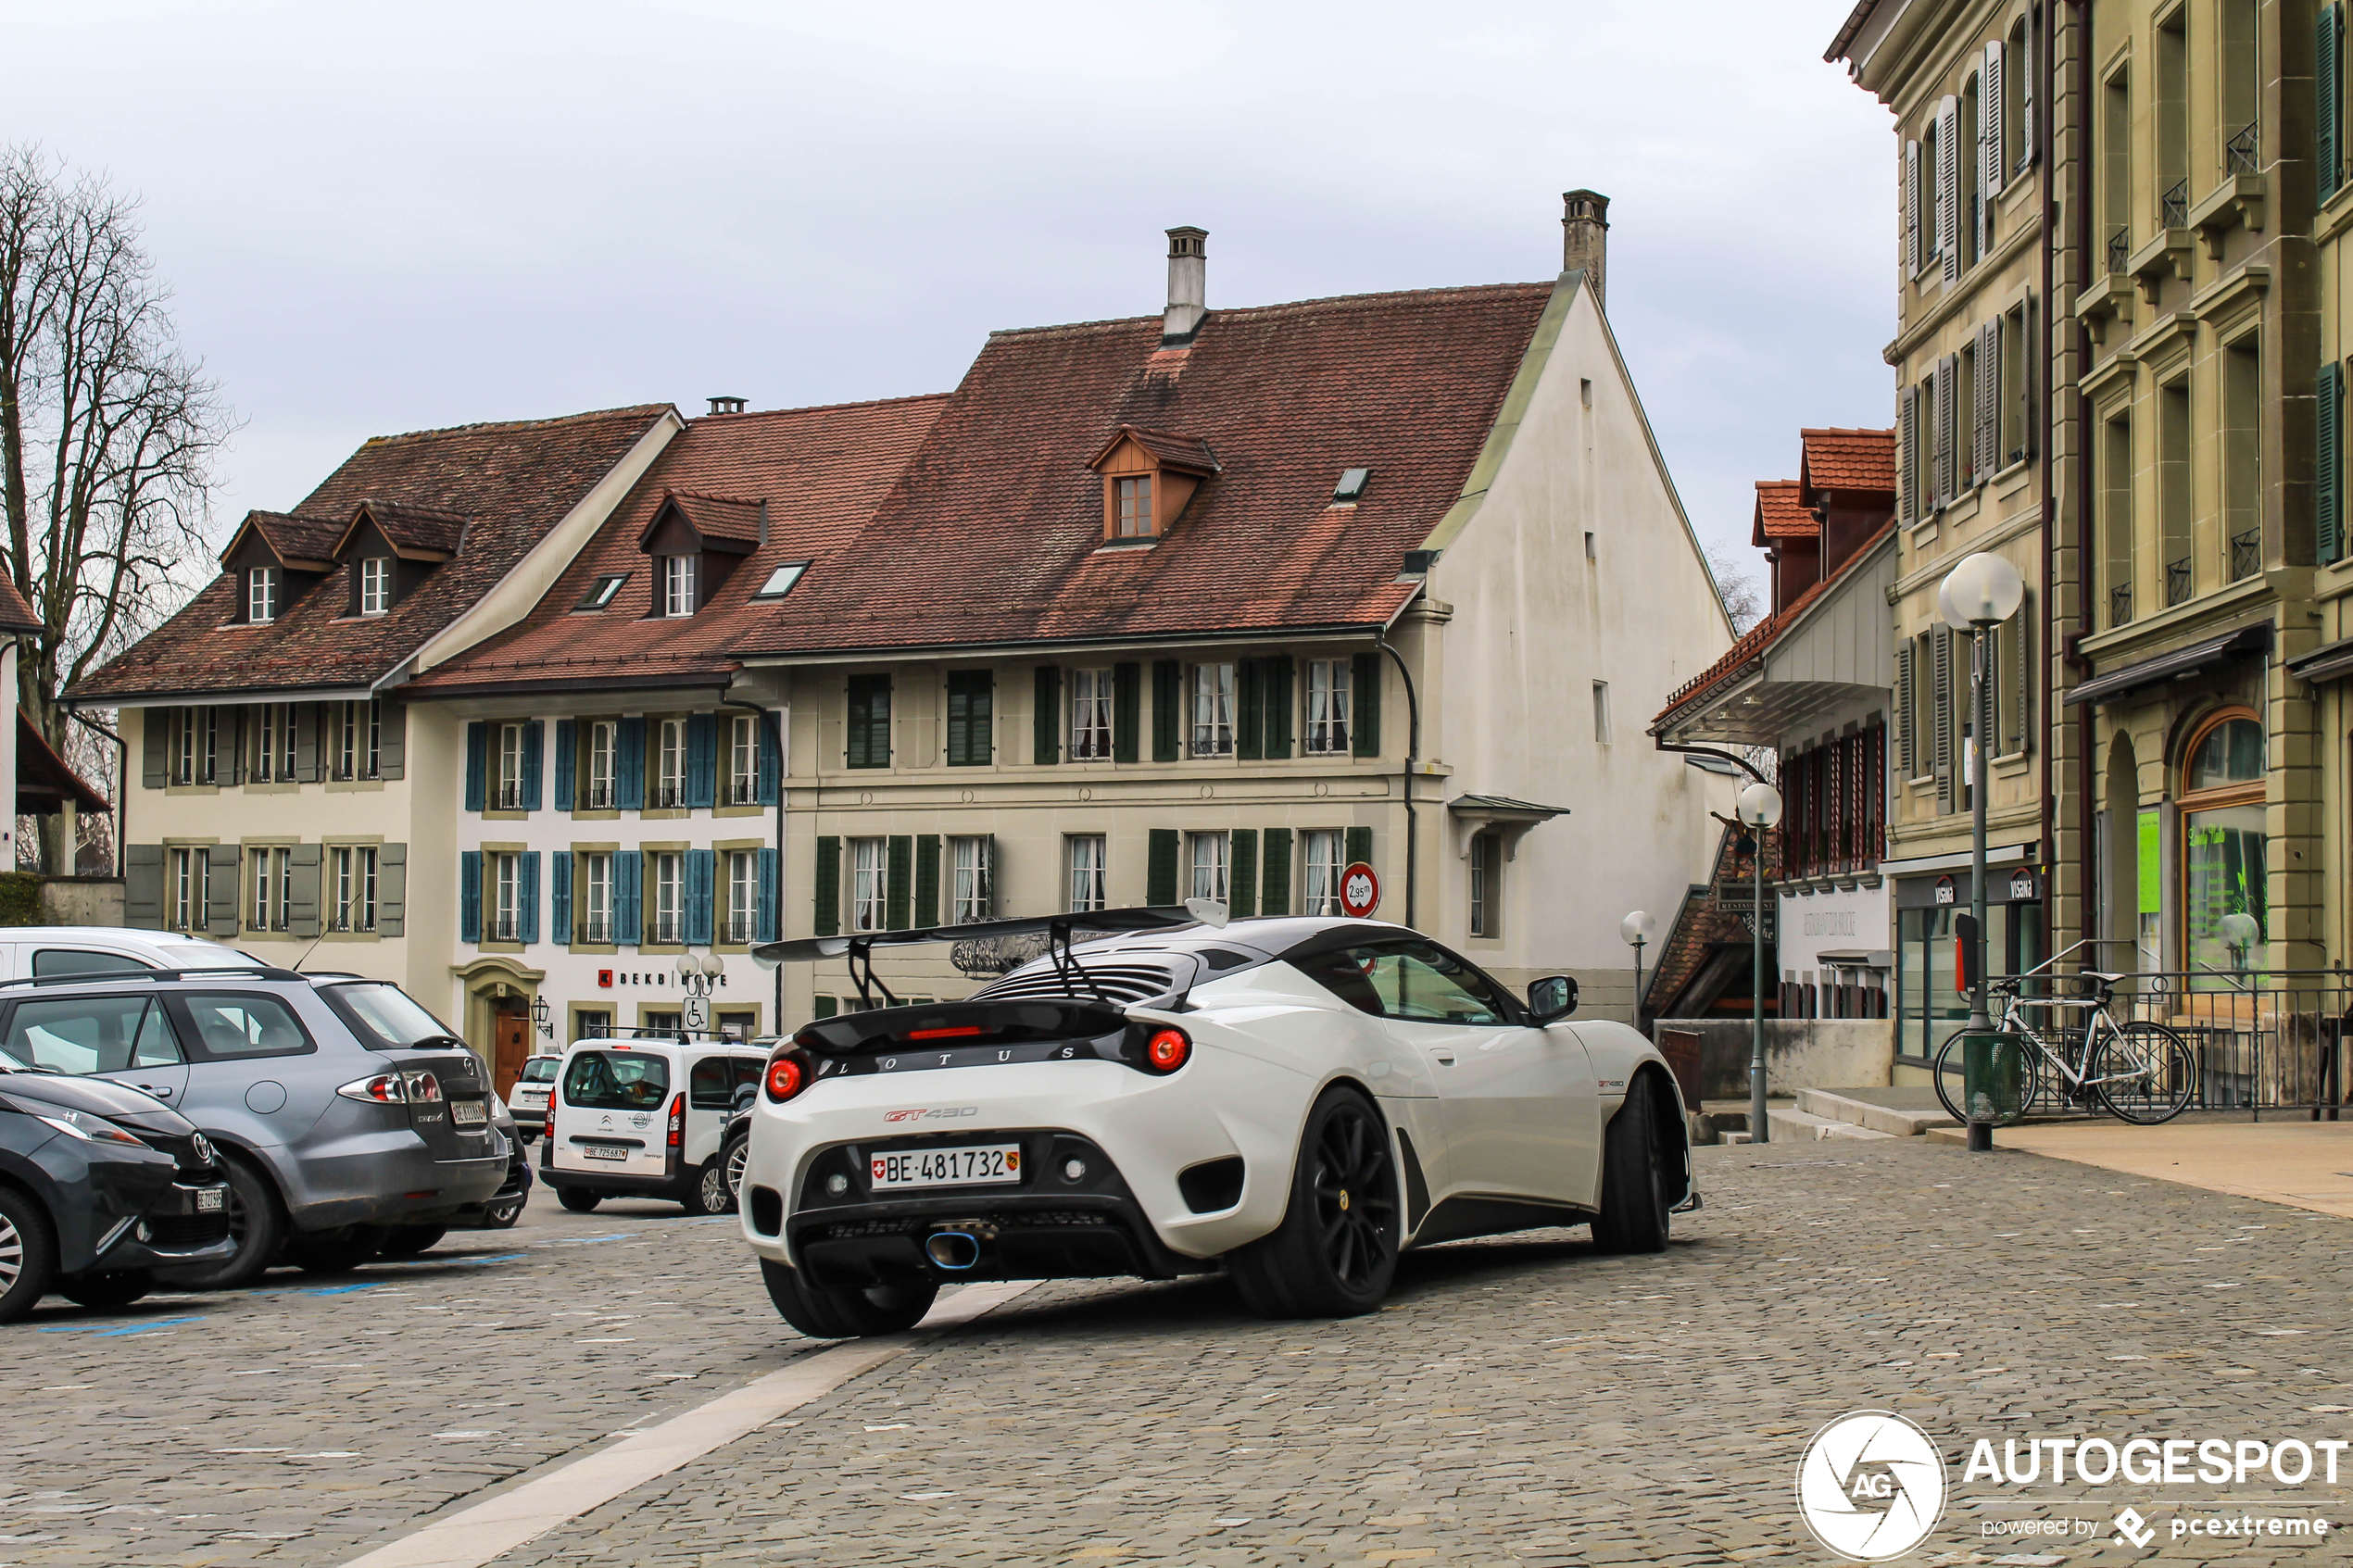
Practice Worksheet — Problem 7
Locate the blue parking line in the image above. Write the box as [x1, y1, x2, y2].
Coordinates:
[299, 1283, 378, 1296]
[547, 1233, 635, 1246]
[42, 1314, 204, 1336]
[373, 1252, 527, 1269]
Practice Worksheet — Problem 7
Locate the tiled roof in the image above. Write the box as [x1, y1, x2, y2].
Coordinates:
[1797, 427, 1895, 496]
[1098, 425, 1221, 475]
[1644, 821, 1780, 1018]
[1751, 479, 1814, 543]
[222, 509, 344, 569]
[726, 282, 1556, 659]
[658, 491, 766, 546]
[68, 404, 674, 704]
[0, 574, 41, 635]
[350, 499, 471, 556]
[409, 394, 950, 695]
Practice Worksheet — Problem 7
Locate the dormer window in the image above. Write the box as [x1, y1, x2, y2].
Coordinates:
[1088, 424, 1218, 545]
[248, 567, 282, 623]
[359, 556, 393, 615]
[661, 555, 699, 617]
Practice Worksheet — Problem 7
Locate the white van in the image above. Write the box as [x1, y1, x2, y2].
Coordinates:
[541, 1033, 769, 1215]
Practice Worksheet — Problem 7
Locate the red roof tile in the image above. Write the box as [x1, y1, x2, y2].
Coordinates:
[347, 499, 471, 557]
[1751, 479, 1814, 545]
[727, 282, 1554, 659]
[1094, 425, 1221, 476]
[0, 574, 41, 635]
[409, 394, 949, 695]
[220, 509, 345, 569]
[68, 405, 674, 704]
[654, 491, 766, 547]
[1797, 427, 1895, 496]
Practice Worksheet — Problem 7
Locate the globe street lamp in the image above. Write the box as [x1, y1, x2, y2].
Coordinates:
[1939, 551, 2024, 1152]
[1737, 780, 1784, 1144]
[1620, 909, 1657, 1036]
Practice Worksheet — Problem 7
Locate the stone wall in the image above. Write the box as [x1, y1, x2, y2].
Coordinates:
[1668, 1019, 1894, 1101]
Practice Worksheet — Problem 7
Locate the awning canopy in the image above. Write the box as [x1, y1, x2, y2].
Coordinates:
[1445, 794, 1568, 861]
[2065, 621, 2271, 707]
[18, 713, 107, 815]
[2288, 632, 2353, 685]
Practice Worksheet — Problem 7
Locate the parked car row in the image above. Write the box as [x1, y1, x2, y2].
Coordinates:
[0, 928, 528, 1320]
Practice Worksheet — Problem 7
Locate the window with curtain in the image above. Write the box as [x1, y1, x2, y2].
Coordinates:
[1305, 660, 1351, 753]
[1188, 832, 1228, 904]
[1302, 830, 1342, 915]
[952, 836, 993, 923]
[850, 838, 887, 932]
[1191, 664, 1234, 757]
[1070, 669, 1114, 759]
[1067, 835, 1106, 913]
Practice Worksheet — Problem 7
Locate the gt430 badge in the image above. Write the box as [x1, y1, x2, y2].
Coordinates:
[880, 1107, 981, 1123]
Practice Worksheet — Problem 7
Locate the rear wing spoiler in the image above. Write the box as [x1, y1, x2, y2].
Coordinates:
[752, 898, 1227, 1010]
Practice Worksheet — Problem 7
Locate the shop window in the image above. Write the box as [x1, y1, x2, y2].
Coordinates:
[2180, 710, 2266, 985]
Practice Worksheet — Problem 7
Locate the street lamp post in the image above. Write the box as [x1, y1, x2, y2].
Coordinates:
[1620, 909, 1657, 1036]
[1736, 781, 1784, 1145]
[1939, 551, 2025, 1153]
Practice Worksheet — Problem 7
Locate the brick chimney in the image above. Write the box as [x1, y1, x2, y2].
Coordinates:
[1561, 190, 1609, 310]
[1164, 227, 1207, 345]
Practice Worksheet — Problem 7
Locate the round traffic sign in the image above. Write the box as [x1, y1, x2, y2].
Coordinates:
[1340, 861, 1380, 919]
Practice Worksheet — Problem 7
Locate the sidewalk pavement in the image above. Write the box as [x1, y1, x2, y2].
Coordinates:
[1999, 1115, 2353, 1219]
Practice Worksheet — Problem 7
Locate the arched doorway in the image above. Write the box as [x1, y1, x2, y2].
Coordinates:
[451, 955, 545, 1098]
[2178, 708, 2265, 985]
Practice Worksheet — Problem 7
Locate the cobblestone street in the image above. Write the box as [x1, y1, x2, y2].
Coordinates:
[8, 1141, 2353, 1566]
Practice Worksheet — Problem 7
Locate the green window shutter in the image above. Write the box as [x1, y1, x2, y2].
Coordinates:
[1151, 660, 1181, 761]
[1228, 831, 1258, 918]
[848, 676, 892, 769]
[812, 834, 841, 937]
[1033, 666, 1062, 764]
[2324, 6, 2345, 204]
[813, 995, 837, 1020]
[376, 702, 404, 780]
[1236, 659, 1264, 760]
[2322, 360, 2345, 566]
[206, 845, 240, 936]
[377, 844, 406, 937]
[1352, 652, 1382, 757]
[552, 719, 575, 812]
[947, 671, 993, 766]
[914, 834, 941, 927]
[1146, 828, 1180, 906]
[887, 835, 912, 931]
[463, 721, 486, 811]
[1264, 656, 1294, 759]
[139, 711, 166, 789]
[1113, 662, 1140, 763]
[1262, 827, 1293, 917]
[124, 845, 163, 928]
[1345, 825, 1374, 872]
[296, 704, 321, 782]
[982, 834, 998, 916]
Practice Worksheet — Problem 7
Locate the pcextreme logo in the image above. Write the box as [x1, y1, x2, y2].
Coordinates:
[1795, 1411, 1949, 1562]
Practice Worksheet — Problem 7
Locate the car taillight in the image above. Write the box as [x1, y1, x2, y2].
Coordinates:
[905, 1024, 987, 1041]
[403, 1071, 443, 1103]
[337, 1073, 408, 1104]
[667, 1093, 685, 1148]
[1144, 1027, 1191, 1073]
[764, 1048, 814, 1103]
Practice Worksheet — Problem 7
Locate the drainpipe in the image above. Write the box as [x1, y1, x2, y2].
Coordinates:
[722, 694, 784, 1032]
[68, 709, 127, 878]
[2069, 0, 2098, 972]
[1372, 632, 1421, 929]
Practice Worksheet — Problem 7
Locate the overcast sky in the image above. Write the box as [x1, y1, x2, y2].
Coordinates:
[4, 0, 1894, 583]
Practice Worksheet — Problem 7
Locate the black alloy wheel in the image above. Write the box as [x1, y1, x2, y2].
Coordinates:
[1590, 1074, 1673, 1254]
[760, 1258, 937, 1338]
[1227, 1086, 1400, 1318]
[0, 1185, 57, 1323]
[60, 1270, 153, 1310]
[155, 1154, 284, 1291]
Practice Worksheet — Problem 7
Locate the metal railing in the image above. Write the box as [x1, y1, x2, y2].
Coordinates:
[2230, 527, 2262, 582]
[2106, 225, 2131, 275]
[1997, 964, 2353, 1120]
[2109, 582, 2133, 627]
[581, 783, 612, 809]
[2226, 121, 2260, 175]
[2161, 178, 2189, 229]
[2165, 555, 2193, 607]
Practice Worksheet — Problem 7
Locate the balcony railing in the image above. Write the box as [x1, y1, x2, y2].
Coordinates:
[652, 914, 680, 944]
[2160, 178, 2189, 229]
[2226, 120, 2260, 175]
[651, 782, 684, 809]
[728, 773, 754, 805]
[2109, 582, 2133, 627]
[487, 914, 517, 942]
[581, 783, 612, 810]
[2106, 225, 2130, 275]
[724, 914, 753, 944]
[581, 916, 610, 944]
[2230, 527, 2261, 582]
[494, 782, 522, 810]
[2165, 556, 2193, 608]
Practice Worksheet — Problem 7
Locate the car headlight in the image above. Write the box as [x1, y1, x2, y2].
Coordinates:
[31, 1107, 147, 1148]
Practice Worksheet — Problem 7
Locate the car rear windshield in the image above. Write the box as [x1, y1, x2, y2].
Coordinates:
[323, 982, 462, 1049]
[519, 1057, 559, 1084]
[563, 1049, 671, 1111]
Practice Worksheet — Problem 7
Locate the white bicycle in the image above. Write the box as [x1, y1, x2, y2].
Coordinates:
[1930, 966, 2198, 1127]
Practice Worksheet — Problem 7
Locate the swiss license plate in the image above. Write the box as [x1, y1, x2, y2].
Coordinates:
[870, 1143, 1022, 1190]
[580, 1144, 631, 1162]
[451, 1099, 487, 1126]
[195, 1186, 226, 1212]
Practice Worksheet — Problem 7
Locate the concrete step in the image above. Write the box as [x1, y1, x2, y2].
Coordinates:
[1795, 1087, 1957, 1137]
[1766, 1106, 1897, 1142]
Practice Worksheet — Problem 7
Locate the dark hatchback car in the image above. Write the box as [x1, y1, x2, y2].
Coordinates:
[0, 1057, 234, 1318]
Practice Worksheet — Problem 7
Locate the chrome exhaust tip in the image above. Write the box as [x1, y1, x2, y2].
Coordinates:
[924, 1231, 981, 1270]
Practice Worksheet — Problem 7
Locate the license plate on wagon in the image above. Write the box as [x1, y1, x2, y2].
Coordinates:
[871, 1144, 1023, 1190]
[580, 1144, 631, 1162]
[451, 1099, 487, 1127]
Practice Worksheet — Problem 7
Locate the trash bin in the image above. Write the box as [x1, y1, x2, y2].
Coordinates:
[1959, 1030, 2030, 1126]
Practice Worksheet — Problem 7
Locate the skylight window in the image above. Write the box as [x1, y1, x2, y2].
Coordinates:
[752, 561, 810, 599]
[1333, 468, 1372, 502]
[578, 573, 626, 610]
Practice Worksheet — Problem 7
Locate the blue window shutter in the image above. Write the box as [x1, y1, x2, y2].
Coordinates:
[521, 721, 544, 811]
[686, 713, 717, 809]
[519, 851, 540, 945]
[2322, 360, 2345, 567]
[686, 848, 715, 945]
[459, 850, 482, 944]
[616, 718, 646, 809]
[551, 850, 573, 945]
[2324, 6, 2345, 205]
[463, 722, 486, 812]
[756, 712, 781, 804]
[552, 719, 575, 813]
[614, 849, 642, 946]
[756, 847, 779, 943]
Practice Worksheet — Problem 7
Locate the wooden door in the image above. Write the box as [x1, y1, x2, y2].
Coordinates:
[493, 1005, 531, 1098]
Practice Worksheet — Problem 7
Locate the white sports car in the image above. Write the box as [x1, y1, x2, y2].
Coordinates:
[741, 904, 1696, 1338]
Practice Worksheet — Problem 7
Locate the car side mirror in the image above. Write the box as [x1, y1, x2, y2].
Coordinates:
[1527, 975, 1578, 1022]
